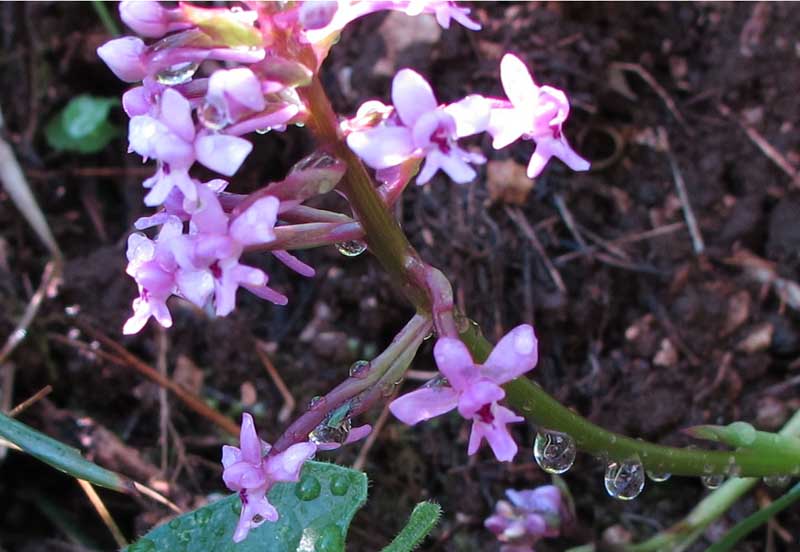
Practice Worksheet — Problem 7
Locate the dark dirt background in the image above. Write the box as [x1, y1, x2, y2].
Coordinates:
[1, 2, 799, 551]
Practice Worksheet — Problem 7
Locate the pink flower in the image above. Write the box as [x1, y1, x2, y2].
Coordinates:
[404, 1, 481, 30]
[97, 37, 148, 83]
[123, 217, 183, 334]
[487, 54, 589, 178]
[390, 324, 538, 461]
[222, 413, 316, 542]
[347, 69, 489, 184]
[119, 0, 190, 38]
[485, 485, 566, 552]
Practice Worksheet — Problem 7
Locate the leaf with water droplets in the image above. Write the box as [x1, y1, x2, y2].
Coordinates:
[126, 461, 367, 551]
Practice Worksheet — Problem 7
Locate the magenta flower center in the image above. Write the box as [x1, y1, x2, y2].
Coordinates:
[477, 403, 494, 423]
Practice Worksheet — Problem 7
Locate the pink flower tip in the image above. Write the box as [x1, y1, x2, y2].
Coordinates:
[97, 37, 147, 83]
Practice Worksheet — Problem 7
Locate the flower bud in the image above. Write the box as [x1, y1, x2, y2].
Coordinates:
[97, 37, 147, 83]
[298, 1, 338, 30]
[120, 0, 171, 38]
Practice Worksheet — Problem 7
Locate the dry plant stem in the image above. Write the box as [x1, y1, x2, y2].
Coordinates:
[64, 324, 240, 436]
[299, 77, 800, 477]
[272, 313, 431, 453]
[77, 479, 128, 548]
[254, 340, 295, 423]
[7, 385, 53, 417]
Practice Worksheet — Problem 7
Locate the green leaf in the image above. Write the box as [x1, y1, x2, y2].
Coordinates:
[45, 95, 119, 154]
[0, 411, 131, 492]
[128, 461, 367, 552]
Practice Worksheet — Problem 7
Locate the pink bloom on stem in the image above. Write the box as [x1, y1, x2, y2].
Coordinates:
[222, 413, 316, 543]
[97, 37, 148, 83]
[390, 324, 538, 461]
[404, 1, 481, 31]
[485, 485, 566, 552]
[119, 0, 190, 38]
[123, 217, 183, 334]
[487, 53, 590, 178]
[347, 69, 489, 184]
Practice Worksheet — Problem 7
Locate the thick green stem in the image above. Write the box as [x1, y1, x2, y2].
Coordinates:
[299, 76, 800, 478]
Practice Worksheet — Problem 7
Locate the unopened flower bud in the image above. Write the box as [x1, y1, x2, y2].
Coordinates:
[97, 37, 147, 83]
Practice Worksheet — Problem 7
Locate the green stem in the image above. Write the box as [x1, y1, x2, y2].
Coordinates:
[381, 501, 442, 552]
[299, 75, 800, 479]
[624, 408, 800, 552]
[92, 0, 121, 37]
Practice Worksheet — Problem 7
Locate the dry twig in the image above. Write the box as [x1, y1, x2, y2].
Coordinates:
[8, 385, 53, 417]
[77, 479, 127, 549]
[505, 206, 567, 294]
[610, 62, 692, 133]
[353, 394, 395, 471]
[254, 340, 295, 423]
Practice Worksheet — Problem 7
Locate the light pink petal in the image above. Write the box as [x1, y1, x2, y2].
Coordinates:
[230, 196, 279, 246]
[415, 152, 441, 184]
[221, 445, 241, 469]
[433, 337, 477, 390]
[391, 69, 438, 127]
[122, 86, 151, 117]
[122, 299, 152, 335]
[222, 461, 267, 491]
[97, 37, 146, 83]
[548, 137, 591, 173]
[488, 107, 529, 149]
[467, 404, 523, 461]
[175, 268, 214, 307]
[443, 95, 490, 138]
[389, 386, 459, 425]
[448, 5, 482, 31]
[265, 442, 316, 482]
[243, 283, 289, 306]
[482, 324, 538, 383]
[345, 424, 372, 444]
[120, 0, 170, 38]
[438, 150, 478, 184]
[347, 126, 415, 169]
[272, 250, 315, 278]
[195, 134, 253, 176]
[191, 185, 228, 234]
[500, 54, 539, 110]
[239, 413, 262, 464]
[160, 88, 195, 143]
[526, 146, 552, 179]
[457, 380, 505, 418]
[209, 67, 266, 112]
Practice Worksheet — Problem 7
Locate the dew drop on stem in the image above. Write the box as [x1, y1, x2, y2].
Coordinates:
[701, 474, 725, 489]
[335, 240, 367, 257]
[309, 417, 351, 446]
[646, 470, 671, 483]
[533, 430, 576, 474]
[605, 457, 645, 500]
[349, 360, 370, 378]
[763, 475, 791, 488]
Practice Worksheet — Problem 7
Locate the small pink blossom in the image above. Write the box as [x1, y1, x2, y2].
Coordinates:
[487, 54, 589, 178]
[485, 485, 566, 552]
[390, 324, 538, 461]
[222, 413, 316, 542]
[347, 69, 489, 184]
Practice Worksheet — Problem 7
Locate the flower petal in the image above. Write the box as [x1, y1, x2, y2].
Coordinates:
[389, 386, 459, 425]
[347, 126, 415, 169]
[487, 107, 529, 149]
[239, 413, 262, 465]
[481, 324, 538, 383]
[392, 69, 438, 127]
[97, 37, 147, 83]
[265, 442, 316, 482]
[443, 95, 490, 138]
[230, 196, 279, 246]
[433, 337, 477, 390]
[195, 134, 253, 176]
[160, 88, 195, 143]
[458, 379, 505, 418]
[500, 54, 538, 110]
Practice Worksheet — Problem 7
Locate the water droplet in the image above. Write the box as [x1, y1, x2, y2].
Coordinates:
[315, 524, 344, 552]
[308, 395, 326, 410]
[128, 539, 156, 552]
[214, 524, 226, 538]
[193, 508, 212, 526]
[349, 360, 370, 378]
[231, 500, 242, 515]
[763, 475, 791, 488]
[295, 122, 305, 128]
[155, 61, 199, 85]
[330, 474, 350, 496]
[380, 381, 397, 397]
[646, 470, 671, 483]
[255, 127, 271, 135]
[177, 530, 191, 544]
[701, 474, 725, 489]
[605, 457, 645, 500]
[533, 431, 576, 474]
[197, 100, 228, 130]
[423, 330, 435, 341]
[168, 518, 182, 530]
[295, 474, 321, 501]
[335, 240, 367, 257]
[309, 417, 351, 445]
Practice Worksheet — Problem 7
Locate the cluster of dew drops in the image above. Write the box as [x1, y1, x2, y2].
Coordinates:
[532, 430, 793, 501]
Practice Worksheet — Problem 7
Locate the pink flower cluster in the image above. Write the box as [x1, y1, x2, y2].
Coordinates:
[347, 54, 589, 184]
[222, 414, 316, 542]
[390, 325, 538, 461]
[485, 485, 567, 552]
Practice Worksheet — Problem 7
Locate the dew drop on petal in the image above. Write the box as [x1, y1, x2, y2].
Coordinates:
[197, 101, 228, 131]
[308, 395, 326, 409]
[335, 240, 367, 257]
[255, 127, 271, 135]
[309, 417, 351, 446]
[533, 430, 576, 474]
[763, 475, 791, 488]
[701, 474, 725, 489]
[155, 61, 199, 85]
[646, 470, 671, 483]
[605, 457, 645, 500]
[349, 360, 370, 378]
